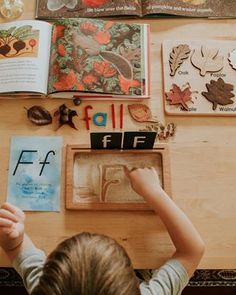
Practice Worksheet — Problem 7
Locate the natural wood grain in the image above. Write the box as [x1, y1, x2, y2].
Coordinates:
[1, 1, 236, 269]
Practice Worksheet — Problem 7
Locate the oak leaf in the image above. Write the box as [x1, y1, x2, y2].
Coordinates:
[202, 78, 234, 110]
[166, 84, 193, 110]
[191, 46, 224, 76]
[169, 44, 191, 76]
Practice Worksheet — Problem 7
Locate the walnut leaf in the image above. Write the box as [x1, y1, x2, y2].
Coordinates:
[202, 78, 234, 110]
[191, 46, 224, 76]
[169, 44, 191, 76]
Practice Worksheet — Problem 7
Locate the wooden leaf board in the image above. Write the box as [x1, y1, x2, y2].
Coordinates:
[162, 40, 236, 116]
[66, 146, 171, 210]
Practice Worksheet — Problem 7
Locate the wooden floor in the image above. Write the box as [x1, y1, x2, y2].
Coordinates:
[1, 1, 236, 269]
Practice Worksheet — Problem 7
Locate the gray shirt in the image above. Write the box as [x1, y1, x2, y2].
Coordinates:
[13, 247, 189, 295]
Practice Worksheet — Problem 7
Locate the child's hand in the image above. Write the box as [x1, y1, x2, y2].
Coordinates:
[124, 167, 163, 197]
[0, 203, 25, 251]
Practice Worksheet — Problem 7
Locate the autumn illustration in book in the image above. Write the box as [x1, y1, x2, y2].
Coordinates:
[181, 0, 206, 4]
[0, 25, 39, 59]
[48, 18, 146, 96]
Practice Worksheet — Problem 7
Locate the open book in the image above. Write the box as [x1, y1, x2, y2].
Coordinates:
[36, 0, 236, 19]
[0, 19, 150, 99]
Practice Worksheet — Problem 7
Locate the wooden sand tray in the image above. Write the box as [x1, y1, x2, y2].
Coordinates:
[65, 145, 171, 210]
[162, 40, 236, 116]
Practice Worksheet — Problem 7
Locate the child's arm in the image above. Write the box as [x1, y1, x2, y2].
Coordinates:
[0, 203, 46, 293]
[0, 203, 36, 262]
[125, 167, 205, 277]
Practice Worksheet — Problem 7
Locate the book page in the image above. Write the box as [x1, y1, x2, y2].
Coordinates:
[142, 0, 224, 17]
[36, 0, 142, 19]
[48, 18, 148, 98]
[0, 20, 52, 95]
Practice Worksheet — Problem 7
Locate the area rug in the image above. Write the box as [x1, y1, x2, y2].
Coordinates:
[0, 268, 236, 294]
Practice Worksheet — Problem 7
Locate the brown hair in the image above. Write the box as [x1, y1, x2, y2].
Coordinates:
[32, 232, 140, 295]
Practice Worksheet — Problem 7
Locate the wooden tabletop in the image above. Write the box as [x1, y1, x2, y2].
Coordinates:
[1, 0, 236, 269]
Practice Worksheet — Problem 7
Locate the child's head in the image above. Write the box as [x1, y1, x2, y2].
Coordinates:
[32, 232, 140, 295]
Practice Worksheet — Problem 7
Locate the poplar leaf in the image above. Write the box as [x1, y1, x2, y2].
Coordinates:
[191, 46, 224, 76]
[169, 44, 191, 76]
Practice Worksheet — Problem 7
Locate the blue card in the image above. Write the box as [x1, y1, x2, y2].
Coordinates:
[7, 136, 62, 211]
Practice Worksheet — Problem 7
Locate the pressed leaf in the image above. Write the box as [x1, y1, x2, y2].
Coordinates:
[26, 106, 52, 126]
[191, 46, 224, 76]
[54, 104, 78, 130]
[202, 78, 234, 110]
[128, 104, 157, 122]
[169, 44, 191, 76]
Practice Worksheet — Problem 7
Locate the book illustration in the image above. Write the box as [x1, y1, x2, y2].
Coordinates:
[47, 0, 112, 10]
[37, 0, 236, 18]
[0, 25, 39, 59]
[163, 40, 236, 115]
[228, 49, 236, 70]
[169, 44, 191, 76]
[37, 0, 141, 18]
[47, 0, 78, 11]
[48, 19, 144, 96]
[201, 78, 234, 110]
[191, 46, 224, 76]
[7, 136, 62, 211]
[181, 0, 207, 5]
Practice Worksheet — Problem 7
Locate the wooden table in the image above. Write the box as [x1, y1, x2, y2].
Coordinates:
[1, 0, 236, 269]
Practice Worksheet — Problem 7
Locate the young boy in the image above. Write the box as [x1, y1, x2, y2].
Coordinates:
[0, 167, 205, 295]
